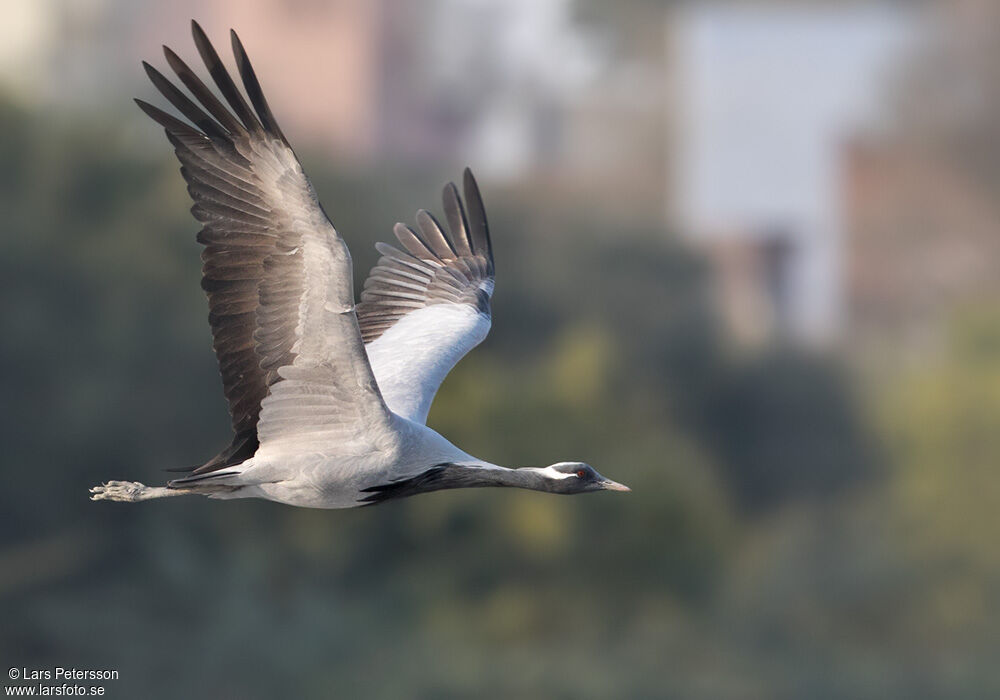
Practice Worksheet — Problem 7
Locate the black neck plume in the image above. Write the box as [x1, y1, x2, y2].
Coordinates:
[359, 464, 547, 505]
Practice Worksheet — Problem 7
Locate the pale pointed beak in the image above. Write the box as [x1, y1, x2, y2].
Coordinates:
[600, 479, 631, 492]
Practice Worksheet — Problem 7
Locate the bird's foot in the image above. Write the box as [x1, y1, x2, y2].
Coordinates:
[90, 480, 154, 502]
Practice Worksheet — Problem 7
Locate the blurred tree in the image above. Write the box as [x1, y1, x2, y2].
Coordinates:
[880, 310, 1000, 639]
[693, 349, 879, 513]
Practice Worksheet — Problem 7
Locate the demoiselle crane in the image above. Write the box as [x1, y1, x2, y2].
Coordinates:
[90, 22, 629, 508]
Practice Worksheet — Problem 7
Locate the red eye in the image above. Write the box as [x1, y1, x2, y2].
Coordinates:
[576, 469, 586, 478]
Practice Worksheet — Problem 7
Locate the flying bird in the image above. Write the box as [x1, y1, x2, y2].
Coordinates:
[90, 22, 629, 509]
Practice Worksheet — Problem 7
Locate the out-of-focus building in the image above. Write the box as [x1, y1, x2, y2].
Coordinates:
[0, 0, 677, 230]
[671, 5, 919, 346]
[843, 131, 1000, 356]
[841, 0, 1000, 358]
[144, 0, 385, 161]
[0, 0, 389, 160]
[139, 0, 504, 165]
[0, 0, 624, 178]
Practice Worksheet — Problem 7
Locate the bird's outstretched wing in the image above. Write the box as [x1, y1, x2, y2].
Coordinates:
[139, 21, 392, 472]
[357, 171, 495, 425]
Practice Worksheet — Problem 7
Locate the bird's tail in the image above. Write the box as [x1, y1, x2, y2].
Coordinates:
[166, 470, 240, 488]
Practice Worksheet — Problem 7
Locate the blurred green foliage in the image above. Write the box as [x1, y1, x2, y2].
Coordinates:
[879, 311, 1000, 657]
[0, 97, 995, 699]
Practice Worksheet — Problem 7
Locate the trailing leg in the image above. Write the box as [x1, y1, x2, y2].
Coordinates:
[89, 480, 187, 502]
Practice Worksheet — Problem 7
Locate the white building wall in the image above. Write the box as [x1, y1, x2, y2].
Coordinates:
[673, 5, 918, 342]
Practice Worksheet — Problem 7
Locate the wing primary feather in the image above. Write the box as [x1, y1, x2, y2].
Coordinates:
[416, 209, 457, 259]
[190, 20, 263, 134]
[134, 98, 203, 137]
[230, 30, 289, 145]
[463, 168, 492, 271]
[142, 61, 229, 141]
[392, 223, 437, 260]
[163, 45, 245, 135]
[442, 182, 473, 257]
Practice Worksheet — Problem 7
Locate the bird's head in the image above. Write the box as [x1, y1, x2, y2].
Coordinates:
[536, 462, 631, 495]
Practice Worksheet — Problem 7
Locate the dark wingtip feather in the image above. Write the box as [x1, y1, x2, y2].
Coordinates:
[442, 181, 474, 257]
[190, 19, 262, 134]
[142, 60, 228, 141]
[134, 97, 166, 125]
[230, 28, 288, 145]
[462, 168, 492, 270]
[134, 97, 198, 135]
[162, 43, 244, 136]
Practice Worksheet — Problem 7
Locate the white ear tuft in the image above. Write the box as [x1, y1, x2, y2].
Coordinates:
[537, 464, 576, 480]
